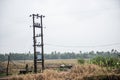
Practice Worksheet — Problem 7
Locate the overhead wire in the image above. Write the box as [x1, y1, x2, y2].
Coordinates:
[45, 43, 120, 48]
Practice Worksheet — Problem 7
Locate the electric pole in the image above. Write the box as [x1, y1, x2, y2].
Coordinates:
[30, 14, 45, 73]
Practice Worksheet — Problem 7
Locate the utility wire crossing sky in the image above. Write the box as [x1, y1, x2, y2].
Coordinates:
[0, 0, 120, 53]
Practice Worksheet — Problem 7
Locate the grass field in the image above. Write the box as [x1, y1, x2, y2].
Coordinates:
[9, 64, 120, 80]
[0, 59, 120, 80]
[0, 59, 77, 74]
[45, 59, 77, 64]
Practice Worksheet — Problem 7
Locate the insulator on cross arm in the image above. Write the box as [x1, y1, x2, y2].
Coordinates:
[34, 23, 41, 28]
[29, 15, 32, 17]
[42, 15, 45, 18]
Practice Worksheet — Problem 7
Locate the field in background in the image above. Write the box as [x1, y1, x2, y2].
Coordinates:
[45, 59, 77, 64]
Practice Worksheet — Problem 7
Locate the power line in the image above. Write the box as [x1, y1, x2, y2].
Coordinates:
[45, 43, 120, 48]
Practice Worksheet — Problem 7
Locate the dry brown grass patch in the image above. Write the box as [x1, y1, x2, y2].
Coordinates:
[8, 64, 120, 80]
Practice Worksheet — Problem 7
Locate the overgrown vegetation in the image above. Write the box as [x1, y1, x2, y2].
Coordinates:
[0, 49, 120, 80]
[9, 64, 120, 80]
[90, 56, 120, 69]
[0, 58, 120, 80]
[77, 59, 85, 64]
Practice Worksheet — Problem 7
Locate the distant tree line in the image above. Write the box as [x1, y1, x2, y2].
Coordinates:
[0, 49, 120, 61]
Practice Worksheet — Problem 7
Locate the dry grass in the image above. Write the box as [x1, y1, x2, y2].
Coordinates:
[0, 60, 34, 74]
[1, 59, 120, 80]
[0, 59, 77, 74]
[9, 64, 120, 80]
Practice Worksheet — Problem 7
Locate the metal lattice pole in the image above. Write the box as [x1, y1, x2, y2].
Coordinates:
[30, 14, 45, 73]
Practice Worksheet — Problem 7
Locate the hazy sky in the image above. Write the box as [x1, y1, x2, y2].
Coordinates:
[0, 0, 120, 53]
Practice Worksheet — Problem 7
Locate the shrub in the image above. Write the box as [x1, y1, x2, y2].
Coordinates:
[77, 59, 85, 64]
[90, 56, 120, 69]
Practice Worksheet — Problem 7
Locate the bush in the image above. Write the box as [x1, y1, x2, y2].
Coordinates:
[77, 59, 85, 64]
[90, 56, 120, 69]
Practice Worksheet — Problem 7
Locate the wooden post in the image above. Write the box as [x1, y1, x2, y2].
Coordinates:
[6, 53, 10, 76]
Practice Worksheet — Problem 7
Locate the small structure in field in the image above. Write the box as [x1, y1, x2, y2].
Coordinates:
[59, 64, 73, 71]
[19, 64, 32, 74]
